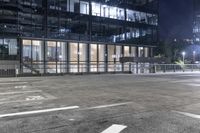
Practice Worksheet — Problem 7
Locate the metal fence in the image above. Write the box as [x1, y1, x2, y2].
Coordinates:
[1, 64, 200, 77]
[153, 64, 200, 73]
[130, 64, 200, 74]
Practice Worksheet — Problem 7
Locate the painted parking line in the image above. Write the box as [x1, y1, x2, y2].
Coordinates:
[82, 102, 132, 110]
[101, 124, 127, 133]
[173, 110, 200, 119]
[0, 106, 79, 118]
[0, 90, 42, 95]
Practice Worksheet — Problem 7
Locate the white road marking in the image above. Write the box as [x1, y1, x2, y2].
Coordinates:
[0, 90, 42, 95]
[0, 106, 79, 118]
[82, 102, 132, 110]
[26, 95, 45, 101]
[14, 85, 27, 89]
[186, 83, 200, 87]
[0, 82, 28, 85]
[173, 111, 200, 119]
[101, 124, 127, 133]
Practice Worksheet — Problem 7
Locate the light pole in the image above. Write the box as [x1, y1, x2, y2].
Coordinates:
[182, 52, 186, 64]
[193, 51, 196, 63]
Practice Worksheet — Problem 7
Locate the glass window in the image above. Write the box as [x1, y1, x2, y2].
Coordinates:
[107, 45, 115, 62]
[90, 44, 98, 62]
[98, 44, 105, 72]
[32, 40, 43, 61]
[32, 40, 44, 74]
[101, 5, 109, 17]
[57, 42, 67, 73]
[116, 46, 121, 62]
[79, 43, 87, 72]
[90, 44, 97, 72]
[92, 2, 101, 16]
[109, 6, 117, 19]
[0, 38, 18, 60]
[69, 0, 80, 13]
[117, 8, 125, 20]
[46, 41, 56, 62]
[124, 46, 130, 57]
[140, 12, 147, 23]
[69, 42, 78, 72]
[144, 47, 149, 57]
[60, 0, 67, 11]
[138, 47, 144, 57]
[115, 46, 122, 72]
[131, 47, 136, 57]
[4, 39, 17, 55]
[107, 45, 115, 72]
[69, 42, 78, 62]
[79, 43, 87, 62]
[126, 9, 135, 22]
[23, 40, 32, 62]
[98, 44, 105, 62]
[80, 1, 89, 14]
[57, 42, 67, 61]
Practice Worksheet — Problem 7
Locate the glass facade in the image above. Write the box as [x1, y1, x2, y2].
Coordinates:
[0, 0, 158, 74]
[21, 39, 153, 74]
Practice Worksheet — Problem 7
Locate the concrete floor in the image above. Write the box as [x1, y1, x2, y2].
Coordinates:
[1, 73, 200, 133]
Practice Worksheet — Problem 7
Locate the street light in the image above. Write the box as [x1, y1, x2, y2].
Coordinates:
[182, 52, 186, 64]
[193, 51, 196, 63]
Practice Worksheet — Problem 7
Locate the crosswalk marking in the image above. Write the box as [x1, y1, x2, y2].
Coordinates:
[101, 124, 127, 133]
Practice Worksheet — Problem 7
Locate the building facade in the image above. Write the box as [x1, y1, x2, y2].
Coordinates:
[0, 0, 158, 74]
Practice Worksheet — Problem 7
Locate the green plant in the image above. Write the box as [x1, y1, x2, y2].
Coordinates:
[175, 60, 185, 69]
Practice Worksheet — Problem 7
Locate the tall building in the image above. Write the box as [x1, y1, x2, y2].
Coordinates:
[0, 0, 158, 75]
[193, 0, 200, 42]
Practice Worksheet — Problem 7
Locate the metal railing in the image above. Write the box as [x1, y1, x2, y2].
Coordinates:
[153, 64, 200, 73]
[1, 63, 200, 77]
[0, 64, 19, 77]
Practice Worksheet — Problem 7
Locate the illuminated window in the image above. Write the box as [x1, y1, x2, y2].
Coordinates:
[23, 40, 31, 62]
[92, 2, 100, 16]
[109, 6, 117, 19]
[124, 46, 130, 57]
[32, 40, 43, 61]
[131, 47, 136, 57]
[80, 1, 89, 14]
[57, 42, 67, 61]
[46, 41, 56, 62]
[90, 44, 98, 72]
[69, 42, 78, 72]
[116, 46, 122, 62]
[79, 43, 87, 62]
[101, 5, 109, 17]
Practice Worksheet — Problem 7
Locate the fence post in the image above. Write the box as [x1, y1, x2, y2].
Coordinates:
[163, 65, 166, 73]
[173, 65, 175, 72]
[15, 65, 19, 77]
[192, 64, 194, 72]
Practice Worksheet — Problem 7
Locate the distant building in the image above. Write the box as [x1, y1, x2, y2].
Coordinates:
[0, 0, 159, 75]
[193, 0, 200, 43]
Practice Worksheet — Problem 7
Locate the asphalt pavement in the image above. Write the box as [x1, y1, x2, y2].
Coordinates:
[0, 73, 200, 133]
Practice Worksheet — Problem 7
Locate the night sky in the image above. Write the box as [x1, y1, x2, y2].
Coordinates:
[159, 0, 193, 40]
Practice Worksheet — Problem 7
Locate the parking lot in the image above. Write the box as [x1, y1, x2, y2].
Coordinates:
[1, 73, 200, 133]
